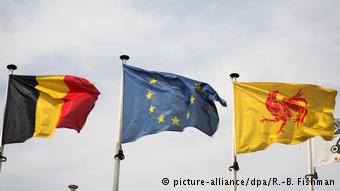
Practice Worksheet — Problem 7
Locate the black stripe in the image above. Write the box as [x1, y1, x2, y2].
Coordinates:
[2, 75, 39, 145]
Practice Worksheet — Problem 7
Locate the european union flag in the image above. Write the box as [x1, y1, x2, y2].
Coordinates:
[122, 64, 226, 143]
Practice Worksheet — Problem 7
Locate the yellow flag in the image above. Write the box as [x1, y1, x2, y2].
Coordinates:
[234, 82, 337, 154]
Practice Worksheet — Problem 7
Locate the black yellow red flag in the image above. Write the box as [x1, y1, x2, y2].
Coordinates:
[2, 75, 100, 144]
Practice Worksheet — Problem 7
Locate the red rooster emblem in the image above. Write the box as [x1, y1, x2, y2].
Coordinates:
[260, 89, 308, 134]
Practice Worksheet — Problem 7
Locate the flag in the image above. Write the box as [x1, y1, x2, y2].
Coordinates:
[122, 64, 226, 143]
[313, 118, 340, 166]
[233, 82, 337, 154]
[2, 75, 100, 144]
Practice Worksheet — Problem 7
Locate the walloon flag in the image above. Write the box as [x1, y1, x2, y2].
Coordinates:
[233, 82, 337, 154]
[2, 75, 100, 144]
[122, 64, 226, 143]
[313, 118, 340, 166]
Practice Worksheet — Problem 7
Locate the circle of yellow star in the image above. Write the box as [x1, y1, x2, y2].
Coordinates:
[149, 79, 158, 84]
[157, 114, 165, 123]
[149, 105, 155, 113]
[146, 91, 153, 100]
[171, 116, 180, 126]
[190, 95, 196, 104]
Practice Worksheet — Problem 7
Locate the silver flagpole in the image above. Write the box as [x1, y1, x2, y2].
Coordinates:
[0, 64, 17, 173]
[307, 139, 314, 191]
[113, 55, 129, 191]
[229, 73, 240, 191]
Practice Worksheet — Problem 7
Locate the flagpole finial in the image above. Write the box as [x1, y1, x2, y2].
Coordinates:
[230, 73, 239, 79]
[68, 185, 78, 191]
[7, 64, 17, 71]
[120, 55, 130, 61]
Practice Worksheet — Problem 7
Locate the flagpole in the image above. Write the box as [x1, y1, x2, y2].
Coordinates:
[0, 64, 17, 173]
[113, 55, 129, 191]
[229, 73, 240, 191]
[307, 139, 315, 191]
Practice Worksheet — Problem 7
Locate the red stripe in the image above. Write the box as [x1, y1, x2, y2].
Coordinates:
[56, 76, 100, 132]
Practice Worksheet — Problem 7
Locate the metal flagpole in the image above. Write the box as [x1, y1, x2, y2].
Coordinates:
[0, 64, 17, 173]
[307, 139, 315, 191]
[113, 55, 129, 191]
[229, 73, 240, 191]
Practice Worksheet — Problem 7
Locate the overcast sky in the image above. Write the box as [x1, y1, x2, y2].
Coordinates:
[0, 0, 339, 191]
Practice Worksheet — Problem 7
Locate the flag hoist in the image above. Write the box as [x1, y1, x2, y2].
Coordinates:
[0, 64, 17, 173]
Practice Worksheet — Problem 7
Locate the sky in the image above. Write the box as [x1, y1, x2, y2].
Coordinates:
[0, 0, 340, 190]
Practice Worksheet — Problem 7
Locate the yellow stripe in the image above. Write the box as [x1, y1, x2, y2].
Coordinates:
[34, 76, 69, 138]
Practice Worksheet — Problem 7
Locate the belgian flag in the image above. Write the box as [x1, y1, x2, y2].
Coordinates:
[2, 75, 100, 145]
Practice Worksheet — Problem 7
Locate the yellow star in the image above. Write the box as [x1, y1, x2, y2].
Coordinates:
[171, 116, 180, 126]
[146, 91, 153, 100]
[149, 105, 155, 113]
[157, 114, 165, 123]
[186, 112, 190, 119]
[194, 83, 202, 91]
[190, 95, 196, 104]
[149, 79, 158, 84]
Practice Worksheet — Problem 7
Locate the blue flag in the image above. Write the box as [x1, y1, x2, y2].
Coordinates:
[122, 64, 226, 143]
